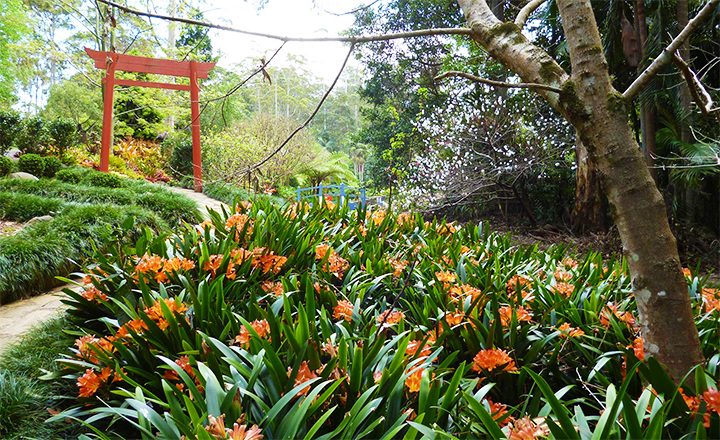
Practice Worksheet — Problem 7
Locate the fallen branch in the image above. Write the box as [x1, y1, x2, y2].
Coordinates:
[672, 51, 719, 115]
[623, 0, 720, 100]
[435, 70, 563, 93]
[98, 0, 471, 42]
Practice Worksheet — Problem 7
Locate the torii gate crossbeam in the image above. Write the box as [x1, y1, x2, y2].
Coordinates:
[85, 48, 216, 192]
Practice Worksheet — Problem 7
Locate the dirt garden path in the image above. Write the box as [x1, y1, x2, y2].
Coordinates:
[0, 187, 225, 353]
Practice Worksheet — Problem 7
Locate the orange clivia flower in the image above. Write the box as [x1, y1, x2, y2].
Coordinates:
[315, 244, 332, 261]
[377, 309, 404, 328]
[703, 388, 720, 415]
[231, 248, 253, 264]
[557, 322, 584, 338]
[506, 274, 532, 296]
[261, 280, 284, 296]
[562, 258, 578, 269]
[486, 399, 512, 426]
[397, 212, 414, 226]
[289, 361, 318, 396]
[75, 334, 113, 362]
[234, 319, 271, 348]
[445, 312, 465, 326]
[405, 339, 432, 359]
[77, 367, 113, 398]
[498, 305, 532, 327]
[404, 367, 426, 393]
[435, 271, 456, 285]
[600, 303, 636, 329]
[333, 300, 354, 322]
[371, 210, 386, 226]
[507, 416, 550, 440]
[628, 337, 644, 361]
[551, 282, 574, 298]
[702, 288, 720, 313]
[388, 258, 408, 278]
[203, 254, 224, 277]
[471, 349, 518, 373]
[80, 286, 108, 303]
[229, 422, 264, 440]
[682, 267, 692, 278]
[225, 262, 237, 280]
[448, 284, 482, 303]
[135, 254, 164, 274]
[251, 250, 287, 275]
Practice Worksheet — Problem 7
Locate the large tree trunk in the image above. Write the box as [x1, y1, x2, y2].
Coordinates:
[457, 0, 703, 381]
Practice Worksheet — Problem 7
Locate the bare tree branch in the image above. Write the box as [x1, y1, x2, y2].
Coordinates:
[435, 70, 563, 93]
[97, 0, 472, 42]
[623, 0, 720, 100]
[515, 0, 546, 29]
[672, 51, 719, 115]
[232, 44, 356, 179]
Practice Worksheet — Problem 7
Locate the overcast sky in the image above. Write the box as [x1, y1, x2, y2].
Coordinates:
[178, 0, 367, 82]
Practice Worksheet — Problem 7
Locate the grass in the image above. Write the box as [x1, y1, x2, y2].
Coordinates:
[203, 181, 286, 207]
[0, 203, 166, 304]
[0, 315, 79, 439]
[0, 168, 202, 304]
[0, 169, 201, 225]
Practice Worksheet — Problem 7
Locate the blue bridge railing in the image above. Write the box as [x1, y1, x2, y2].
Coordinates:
[296, 183, 367, 209]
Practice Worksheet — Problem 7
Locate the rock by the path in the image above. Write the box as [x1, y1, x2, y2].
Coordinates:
[8, 171, 39, 180]
[25, 215, 53, 225]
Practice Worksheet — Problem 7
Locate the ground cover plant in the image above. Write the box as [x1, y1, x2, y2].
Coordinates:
[0, 316, 80, 439]
[0, 169, 201, 303]
[44, 199, 720, 439]
[0, 167, 200, 225]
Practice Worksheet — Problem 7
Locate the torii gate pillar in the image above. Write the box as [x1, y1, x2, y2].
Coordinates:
[86, 48, 216, 192]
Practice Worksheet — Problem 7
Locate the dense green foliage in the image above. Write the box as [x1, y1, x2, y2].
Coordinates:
[17, 153, 45, 176]
[40, 199, 720, 438]
[203, 181, 285, 207]
[0, 157, 13, 176]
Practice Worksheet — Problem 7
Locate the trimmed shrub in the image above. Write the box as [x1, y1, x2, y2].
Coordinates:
[0, 157, 13, 177]
[17, 154, 45, 177]
[83, 171, 125, 188]
[55, 167, 86, 184]
[42, 156, 62, 178]
[0, 192, 64, 221]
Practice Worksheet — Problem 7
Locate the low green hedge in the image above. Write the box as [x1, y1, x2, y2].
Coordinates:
[203, 181, 286, 207]
[0, 192, 64, 221]
[0, 203, 166, 304]
[0, 176, 201, 224]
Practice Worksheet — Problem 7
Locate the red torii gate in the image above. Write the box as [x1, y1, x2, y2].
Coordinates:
[85, 48, 216, 192]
